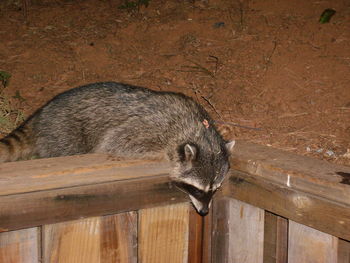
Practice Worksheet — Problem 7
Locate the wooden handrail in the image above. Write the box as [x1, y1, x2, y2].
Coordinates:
[0, 155, 187, 232]
[0, 141, 349, 240]
[225, 141, 350, 240]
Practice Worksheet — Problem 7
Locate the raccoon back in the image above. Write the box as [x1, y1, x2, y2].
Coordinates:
[0, 82, 223, 162]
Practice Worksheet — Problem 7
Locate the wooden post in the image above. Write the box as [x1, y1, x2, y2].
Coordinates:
[212, 198, 264, 263]
[42, 212, 137, 263]
[338, 239, 350, 263]
[0, 227, 40, 263]
[188, 209, 203, 263]
[263, 212, 288, 263]
[288, 220, 338, 263]
[138, 203, 190, 263]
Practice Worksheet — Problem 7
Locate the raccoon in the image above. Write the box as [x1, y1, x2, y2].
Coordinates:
[0, 82, 235, 216]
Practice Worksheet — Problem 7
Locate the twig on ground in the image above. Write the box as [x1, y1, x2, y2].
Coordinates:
[179, 59, 216, 78]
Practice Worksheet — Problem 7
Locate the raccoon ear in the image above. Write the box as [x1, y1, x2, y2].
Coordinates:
[226, 140, 236, 153]
[184, 144, 197, 161]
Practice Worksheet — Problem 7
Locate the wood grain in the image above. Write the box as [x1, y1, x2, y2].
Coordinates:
[201, 205, 213, 263]
[263, 212, 288, 263]
[211, 198, 231, 263]
[188, 209, 203, 263]
[0, 227, 40, 263]
[288, 220, 337, 263]
[338, 239, 350, 263]
[212, 198, 264, 263]
[100, 213, 137, 263]
[43, 212, 137, 263]
[225, 170, 350, 241]
[230, 141, 350, 206]
[0, 174, 187, 232]
[0, 154, 170, 196]
[276, 216, 288, 262]
[138, 203, 190, 263]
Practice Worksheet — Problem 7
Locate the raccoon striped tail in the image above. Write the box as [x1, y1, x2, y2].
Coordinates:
[0, 122, 35, 163]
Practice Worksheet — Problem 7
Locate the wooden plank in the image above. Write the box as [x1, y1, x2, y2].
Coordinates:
[338, 239, 350, 263]
[276, 216, 288, 262]
[0, 227, 40, 263]
[211, 198, 230, 263]
[264, 212, 277, 263]
[0, 174, 187, 232]
[100, 213, 137, 263]
[188, 209, 203, 263]
[225, 170, 350, 241]
[0, 154, 170, 196]
[288, 221, 337, 263]
[212, 198, 264, 263]
[201, 205, 212, 263]
[138, 203, 190, 263]
[263, 212, 288, 263]
[187, 204, 212, 263]
[231, 141, 350, 207]
[43, 212, 137, 263]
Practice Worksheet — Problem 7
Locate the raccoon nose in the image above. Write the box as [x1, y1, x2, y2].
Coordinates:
[198, 207, 209, 216]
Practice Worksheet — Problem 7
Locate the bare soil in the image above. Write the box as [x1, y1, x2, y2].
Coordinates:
[0, 0, 349, 165]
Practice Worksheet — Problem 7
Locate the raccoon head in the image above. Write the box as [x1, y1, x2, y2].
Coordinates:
[171, 140, 235, 216]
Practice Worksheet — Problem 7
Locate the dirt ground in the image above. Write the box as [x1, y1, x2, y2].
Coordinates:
[0, 0, 349, 165]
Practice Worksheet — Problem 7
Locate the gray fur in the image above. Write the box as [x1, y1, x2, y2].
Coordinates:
[0, 82, 233, 215]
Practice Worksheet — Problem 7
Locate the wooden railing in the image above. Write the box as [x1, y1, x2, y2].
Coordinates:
[0, 141, 349, 262]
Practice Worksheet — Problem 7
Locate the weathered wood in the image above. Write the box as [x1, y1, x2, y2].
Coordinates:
[0, 154, 170, 196]
[43, 212, 137, 263]
[288, 221, 337, 263]
[263, 212, 288, 263]
[225, 170, 350, 241]
[188, 209, 203, 263]
[276, 216, 288, 262]
[211, 198, 230, 263]
[202, 205, 212, 263]
[338, 239, 350, 263]
[0, 227, 40, 263]
[138, 203, 190, 263]
[100, 213, 137, 263]
[212, 198, 264, 263]
[230, 141, 350, 206]
[0, 172, 187, 232]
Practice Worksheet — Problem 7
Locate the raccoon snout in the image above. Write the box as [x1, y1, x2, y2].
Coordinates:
[198, 207, 209, 216]
[189, 194, 212, 216]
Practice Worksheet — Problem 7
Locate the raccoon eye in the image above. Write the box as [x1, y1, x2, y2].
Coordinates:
[174, 181, 204, 197]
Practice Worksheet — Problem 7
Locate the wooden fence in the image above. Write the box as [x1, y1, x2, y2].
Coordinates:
[0, 141, 349, 262]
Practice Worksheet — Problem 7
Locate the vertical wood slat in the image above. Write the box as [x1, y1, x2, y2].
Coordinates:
[201, 205, 213, 263]
[276, 216, 288, 262]
[288, 220, 338, 263]
[187, 205, 213, 263]
[188, 209, 203, 263]
[100, 213, 137, 262]
[138, 203, 190, 263]
[42, 212, 137, 263]
[212, 198, 264, 263]
[211, 198, 230, 263]
[338, 239, 350, 263]
[263, 212, 288, 263]
[0, 227, 40, 263]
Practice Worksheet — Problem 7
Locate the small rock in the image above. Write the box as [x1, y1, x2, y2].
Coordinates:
[325, 150, 335, 157]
